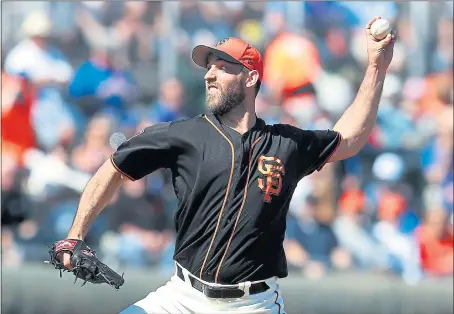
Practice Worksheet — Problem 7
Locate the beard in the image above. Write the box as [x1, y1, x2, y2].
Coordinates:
[206, 83, 245, 116]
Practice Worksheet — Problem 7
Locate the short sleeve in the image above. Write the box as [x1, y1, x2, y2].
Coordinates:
[296, 129, 342, 179]
[111, 122, 174, 181]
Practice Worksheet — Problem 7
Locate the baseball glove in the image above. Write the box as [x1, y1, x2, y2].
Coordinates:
[45, 239, 125, 290]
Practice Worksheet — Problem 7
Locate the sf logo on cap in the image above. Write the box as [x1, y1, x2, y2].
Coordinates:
[257, 156, 285, 203]
[215, 38, 230, 47]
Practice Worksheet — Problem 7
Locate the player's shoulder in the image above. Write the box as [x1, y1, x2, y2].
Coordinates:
[265, 122, 303, 140]
[135, 113, 215, 135]
[134, 118, 193, 138]
[168, 113, 208, 130]
[265, 122, 336, 140]
[165, 114, 213, 140]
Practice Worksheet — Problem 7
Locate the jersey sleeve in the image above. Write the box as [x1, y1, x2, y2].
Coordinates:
[296, 128, 342, 179]
[111, 122, 174, 181]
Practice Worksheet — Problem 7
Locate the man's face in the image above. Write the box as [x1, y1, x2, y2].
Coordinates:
[204, 54, 246, 116]
[31, 35, 48, 49]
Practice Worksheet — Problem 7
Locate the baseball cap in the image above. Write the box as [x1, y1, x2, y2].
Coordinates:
[21, 11, 51, 38]
[192, 37, 263, 80]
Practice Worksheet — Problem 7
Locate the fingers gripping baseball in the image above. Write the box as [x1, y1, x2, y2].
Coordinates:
[365, 16, 397, 71]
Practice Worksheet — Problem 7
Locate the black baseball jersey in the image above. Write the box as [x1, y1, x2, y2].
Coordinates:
[111, 113, 341, 284]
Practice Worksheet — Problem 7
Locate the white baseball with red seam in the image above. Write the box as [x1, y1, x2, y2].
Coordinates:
[370, 19, 392, 40]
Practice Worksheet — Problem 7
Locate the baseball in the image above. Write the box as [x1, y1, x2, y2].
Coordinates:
[109, 132, 127, 149]
[370, 19, 392, 40]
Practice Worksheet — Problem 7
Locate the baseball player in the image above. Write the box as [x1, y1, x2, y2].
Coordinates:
[55, 17, 396, 313]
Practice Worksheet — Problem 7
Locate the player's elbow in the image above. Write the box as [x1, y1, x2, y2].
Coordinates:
[329, 134, 363, 162]
[96, 158, 129, 186]
[345, 135, 367, 157]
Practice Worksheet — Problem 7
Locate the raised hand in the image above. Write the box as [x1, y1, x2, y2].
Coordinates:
[366, 16, 397, 72]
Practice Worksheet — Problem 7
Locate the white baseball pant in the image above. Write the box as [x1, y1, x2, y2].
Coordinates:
[119, 263, 286, 314]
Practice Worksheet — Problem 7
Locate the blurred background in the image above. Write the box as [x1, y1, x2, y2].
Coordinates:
[1, 1, 453, 314]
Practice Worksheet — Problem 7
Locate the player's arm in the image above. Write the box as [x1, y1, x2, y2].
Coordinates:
[328, 17, 396, 162]
[67, 122, 175, 240]
[67, 159, 127, 240]
[62, 122, 175, 269]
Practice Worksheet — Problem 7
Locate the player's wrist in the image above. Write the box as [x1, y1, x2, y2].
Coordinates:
[66, 233, 85, 241]
[365, 64, 387, 82]
[366, 63, 385, 72]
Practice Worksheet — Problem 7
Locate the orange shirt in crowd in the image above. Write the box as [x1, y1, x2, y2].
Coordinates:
[418, 71, 453, 116]
[416, 225, 454, 276]
[1, 72, 36, 165]
[338, 189, 366, 213]
[263, 32, 321, 100]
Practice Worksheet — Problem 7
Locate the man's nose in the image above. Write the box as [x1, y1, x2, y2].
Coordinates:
[204, 65, 216, 81]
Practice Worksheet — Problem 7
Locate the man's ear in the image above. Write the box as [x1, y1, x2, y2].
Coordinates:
[245, 70, 260, 88]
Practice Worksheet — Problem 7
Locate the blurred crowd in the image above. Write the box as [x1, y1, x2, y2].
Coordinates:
[2, 1, 453, 284]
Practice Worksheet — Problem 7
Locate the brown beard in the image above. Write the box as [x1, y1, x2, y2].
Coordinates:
[206, 82, 245, 116]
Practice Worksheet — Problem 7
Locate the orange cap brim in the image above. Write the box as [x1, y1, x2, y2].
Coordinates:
[192, 45, 242, 69]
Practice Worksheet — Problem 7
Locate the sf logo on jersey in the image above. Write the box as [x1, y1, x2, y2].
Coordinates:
[257, 156, 285, 203]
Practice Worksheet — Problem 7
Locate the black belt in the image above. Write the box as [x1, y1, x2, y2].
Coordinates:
[176, 264, 269, 299]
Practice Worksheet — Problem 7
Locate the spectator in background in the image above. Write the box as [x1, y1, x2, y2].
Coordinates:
[179, 3, 231, 42]
[1, 153, 30, 226]
[74, 1, 162, 101]
[285, 196, 352, 279]
[148, 78, 186, 123]
[364, 152, 421, 227]
[4, 11, 76, 152]
[418, 71, 453, 117]
[71, 114, 115, 174]
[1, 72, 37, 166]
[68, 46, 138, 125]
[333, 188, 389, 270]
[372, 190, 422, 283]
[375, 78, 419, 150]
[416, 208, 453, 277]
[421, 105, 454, 215]
[262, 32, 321, 106]
[1, 228, 24, 268]
[431, 17, 453, 73]
[74, 2, 154, 65]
